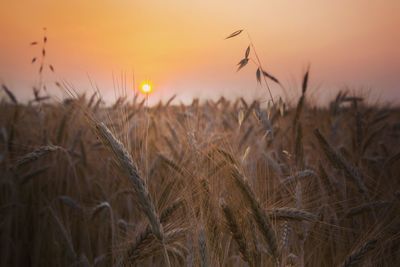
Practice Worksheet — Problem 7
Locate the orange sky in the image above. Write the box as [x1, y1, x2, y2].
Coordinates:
[0, 0, 399, 104]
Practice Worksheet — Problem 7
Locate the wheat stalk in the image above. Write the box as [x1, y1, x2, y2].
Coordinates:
[198, 227, 209, 267]
[125, 199, 183, 262]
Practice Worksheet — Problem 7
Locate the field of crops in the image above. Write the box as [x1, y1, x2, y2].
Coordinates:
[1, 90, 400, 266]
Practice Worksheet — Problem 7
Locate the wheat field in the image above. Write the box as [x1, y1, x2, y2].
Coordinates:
[1, 88, 400, 266]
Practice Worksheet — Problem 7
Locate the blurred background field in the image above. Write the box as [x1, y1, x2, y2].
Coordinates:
[1, 89, 400, 266]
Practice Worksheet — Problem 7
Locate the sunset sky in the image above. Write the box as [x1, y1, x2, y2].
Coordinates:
[1, 0, 399, 104]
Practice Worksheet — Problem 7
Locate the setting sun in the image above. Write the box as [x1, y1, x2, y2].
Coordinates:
[140, 81, 153, 94]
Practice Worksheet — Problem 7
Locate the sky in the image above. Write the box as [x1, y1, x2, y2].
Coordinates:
[0, 0, 399, 104]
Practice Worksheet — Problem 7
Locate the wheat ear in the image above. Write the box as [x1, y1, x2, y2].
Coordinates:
[340, 239, 377, 267]
[231, 165, 279, 261]
[95, 122, 170, 267]
[220, 199, 251, 265]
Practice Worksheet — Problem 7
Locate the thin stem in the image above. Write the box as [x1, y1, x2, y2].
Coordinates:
[246, 31, 275, 105]
[162, 241, 171, 267]
[145, 93, 150, 184]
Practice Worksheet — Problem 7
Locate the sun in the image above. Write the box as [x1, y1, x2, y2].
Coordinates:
[139, 81, 153, 94]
